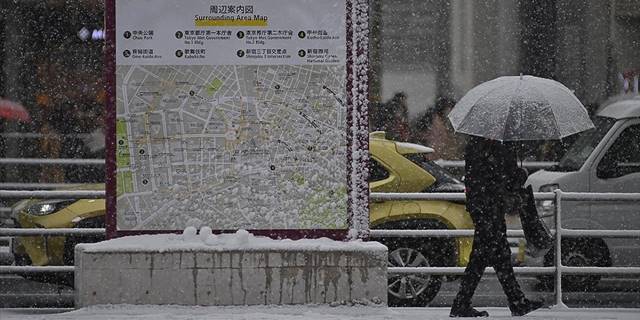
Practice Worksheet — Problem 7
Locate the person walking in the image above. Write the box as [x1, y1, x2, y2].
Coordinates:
[449, 136, 543, 317]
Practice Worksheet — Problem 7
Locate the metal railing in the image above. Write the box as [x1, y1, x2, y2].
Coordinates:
[0, 190, 105, 199]
[0, 228, 105, 236]
[0, 183, 84, 190]
[435, 160, 557, 170]
[370, 190, 640, 308]
[1, 189, 639, 308]
[0, 158, 105, 166]
[0, 132, 98, 139]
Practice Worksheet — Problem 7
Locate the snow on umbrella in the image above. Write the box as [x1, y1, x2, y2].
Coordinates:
[0, 98, 31, 123]
[447, 75, 594, 141]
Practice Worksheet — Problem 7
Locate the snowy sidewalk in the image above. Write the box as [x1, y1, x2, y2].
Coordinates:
[2, 305, 639, 320]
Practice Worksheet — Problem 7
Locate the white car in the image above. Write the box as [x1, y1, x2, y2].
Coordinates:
[525, 94, 640, 290]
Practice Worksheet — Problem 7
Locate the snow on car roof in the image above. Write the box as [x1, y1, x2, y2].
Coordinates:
[394, 142, 434, 155]
[597, 95, 640, 120]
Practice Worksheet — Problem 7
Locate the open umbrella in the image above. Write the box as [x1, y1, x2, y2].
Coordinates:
[0, 99, 31, 123]
[447, 75, 594, 141]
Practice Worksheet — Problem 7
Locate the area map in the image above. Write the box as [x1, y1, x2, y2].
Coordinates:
[115, 64, 347, 230]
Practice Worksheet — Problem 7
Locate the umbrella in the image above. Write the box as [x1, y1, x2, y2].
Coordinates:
[0, 99, 31, 123]
[447, 75, 594, 141]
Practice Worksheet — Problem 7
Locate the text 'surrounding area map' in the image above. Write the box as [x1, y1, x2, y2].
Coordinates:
[115, 0, 347, 230]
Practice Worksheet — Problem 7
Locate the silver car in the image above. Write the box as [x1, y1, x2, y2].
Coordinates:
[525, 94, 640, 290]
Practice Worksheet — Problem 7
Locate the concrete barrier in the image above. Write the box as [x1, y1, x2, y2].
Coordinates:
[75, 234, 387, 307]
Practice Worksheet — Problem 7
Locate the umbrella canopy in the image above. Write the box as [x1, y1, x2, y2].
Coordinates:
[448, 75, 594, 141]
[0, 99, 31, 123]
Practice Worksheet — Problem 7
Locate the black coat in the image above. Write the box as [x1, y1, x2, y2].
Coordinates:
[464, 136, 521, 216]
[463, 136, 523, 266]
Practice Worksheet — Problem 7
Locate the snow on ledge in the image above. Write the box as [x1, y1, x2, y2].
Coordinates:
[78, 228, 387, 253]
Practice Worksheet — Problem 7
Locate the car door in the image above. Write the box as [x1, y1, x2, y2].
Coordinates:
[590, 119, 640, 266]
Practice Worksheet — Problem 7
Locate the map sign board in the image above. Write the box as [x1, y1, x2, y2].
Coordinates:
[105, 0, 369, 237]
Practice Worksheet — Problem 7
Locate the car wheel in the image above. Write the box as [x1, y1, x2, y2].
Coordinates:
[385, 239, 442, 306]
[539, 238, 609, 291]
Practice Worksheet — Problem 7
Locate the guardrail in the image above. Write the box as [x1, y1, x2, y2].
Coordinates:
[0, 132, 97, 139]
[0, 158, 105, 166]
[1, 159, 555, 170]
[0, 183, 84, 190]
[0, 228, 106, 236]
[370, 190, 640, 308]
[1, 189, 639, 309]
[1, 159, 554, 169]
[0, 190, 105, 199]
[435, 160, 557, 170]
[0, 266, 75, 273]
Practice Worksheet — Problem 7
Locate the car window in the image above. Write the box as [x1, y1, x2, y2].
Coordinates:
[368, 156, 390, 182]
[404, 153, 465, 192]
[404, 153, 461, 184]
[550, 117, 616, 172]
[597, 124, 640, 179]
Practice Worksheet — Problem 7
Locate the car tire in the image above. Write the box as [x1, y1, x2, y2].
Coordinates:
[384, 238, 443, 307]
[374, 219, 456, 306]
[538, 238, 610, 291]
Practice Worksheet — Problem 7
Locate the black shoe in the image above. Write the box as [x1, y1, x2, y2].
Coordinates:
[449, 307, 489, 317]
[510, 298, 544, 316]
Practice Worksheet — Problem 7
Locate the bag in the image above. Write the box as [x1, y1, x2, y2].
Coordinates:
[518, 185, 553, 250]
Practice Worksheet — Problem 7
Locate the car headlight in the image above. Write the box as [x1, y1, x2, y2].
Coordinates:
[24, 199, 76, 216]
[537, 184, 559, 218]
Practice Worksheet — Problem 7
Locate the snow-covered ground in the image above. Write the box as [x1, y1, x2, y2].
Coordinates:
[2, 305, 639, 320]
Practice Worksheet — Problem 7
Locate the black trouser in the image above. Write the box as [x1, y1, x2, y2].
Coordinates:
[452, 200, 525, 308]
